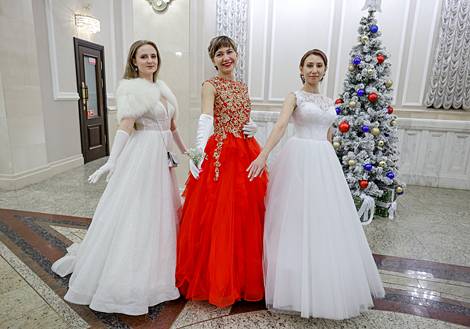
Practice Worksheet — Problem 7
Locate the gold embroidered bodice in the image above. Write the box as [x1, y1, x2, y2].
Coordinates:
[206, 76, 251, 180]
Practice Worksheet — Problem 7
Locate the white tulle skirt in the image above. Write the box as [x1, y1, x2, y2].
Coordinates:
[264, 136, 385, 320]
[52, 130, 181, 315]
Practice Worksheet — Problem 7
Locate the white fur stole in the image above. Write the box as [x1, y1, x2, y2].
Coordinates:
[115, 78, 179, 122]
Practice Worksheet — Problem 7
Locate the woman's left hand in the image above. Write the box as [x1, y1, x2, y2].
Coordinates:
[247, 155, 267, 181]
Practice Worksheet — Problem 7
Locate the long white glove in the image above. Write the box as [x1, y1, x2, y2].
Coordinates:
[88, 130, 129, 183]
[190, 114, 214, 179]
[242, 118, 258, 138]
[172, 128, 188, 154]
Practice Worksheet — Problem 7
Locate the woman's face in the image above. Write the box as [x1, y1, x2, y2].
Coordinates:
[212, 46, 238, 74]
[300, 54, 327, 84]
[133, 44, 158, 77]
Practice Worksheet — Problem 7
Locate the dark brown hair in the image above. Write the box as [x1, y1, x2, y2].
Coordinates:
[123, 40, 161, 82]
[208, 36, 238, 60]
[299, 49, 328, 84]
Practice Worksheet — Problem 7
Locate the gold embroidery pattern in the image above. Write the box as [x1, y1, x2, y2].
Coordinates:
[207, 76, 251, 181]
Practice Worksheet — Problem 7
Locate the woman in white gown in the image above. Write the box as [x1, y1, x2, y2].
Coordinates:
[247, 49, 385, 320]
[51, 40, 187, 315]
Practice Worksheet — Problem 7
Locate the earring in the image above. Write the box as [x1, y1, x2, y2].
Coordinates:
[135, 67, 138, 72]
[214, 65, 218, 71]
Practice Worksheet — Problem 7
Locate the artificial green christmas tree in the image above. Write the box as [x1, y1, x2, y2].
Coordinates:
[332, 2, 405, 220]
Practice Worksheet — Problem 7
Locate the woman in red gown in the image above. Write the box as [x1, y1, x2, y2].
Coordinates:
[176, 36, 268, 308]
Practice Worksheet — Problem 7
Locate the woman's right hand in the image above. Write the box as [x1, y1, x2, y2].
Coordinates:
[247, 155, 267, 181]
[88, 162, 115, 183]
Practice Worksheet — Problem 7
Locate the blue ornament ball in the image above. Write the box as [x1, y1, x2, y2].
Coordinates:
[362, 125, 370, 133]
[364, 164, 372, 171]
[370, 25, 379, 33]
[353, 57, 361, 65]
[387, 172, 395, 179]
[335, 107, 341, 114]
[357, 89, 365, 96]
[382, 107, 389, 111]
[385, 133, 390, 137]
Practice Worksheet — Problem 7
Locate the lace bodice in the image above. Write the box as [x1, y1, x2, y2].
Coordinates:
[292, 90, 336, 141]
[134, 101, 171, 131]
[209, 76, 251, 137]
[206, 76, 251, 180]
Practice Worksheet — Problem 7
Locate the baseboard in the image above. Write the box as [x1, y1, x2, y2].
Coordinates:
[400, 172, 470, 190]
[0, 155, 84, 190]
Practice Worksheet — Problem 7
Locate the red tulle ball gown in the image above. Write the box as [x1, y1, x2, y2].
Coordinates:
[176, 76, 268, 308]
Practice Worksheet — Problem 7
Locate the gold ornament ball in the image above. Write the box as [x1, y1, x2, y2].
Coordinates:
[349, 100, 357, 108]
[348, 159, 356, 166]
[390, 120, 397, 126]
[379, 160, 386, 167]
[370, 127, 380, 136]
[378, 140, 384, 146]
[348, 64, 355, 72]
[333, 141, 340, 148]
[395, 186, 404, 193]
[361, 35, 369, 42]
[385, 79, 393, 88]
[367, 68, 374, 75]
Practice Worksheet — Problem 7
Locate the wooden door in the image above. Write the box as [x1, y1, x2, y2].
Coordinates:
[74, 38, 108, 163]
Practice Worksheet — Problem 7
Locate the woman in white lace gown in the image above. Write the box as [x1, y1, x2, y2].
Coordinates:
[248, 49, 385, 320]
[51, 40, 187, 315]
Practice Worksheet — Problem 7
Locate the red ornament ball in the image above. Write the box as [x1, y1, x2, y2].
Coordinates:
[359, 180, 369, 188]
[368, 93, 378, 102]
[388, 106, 393, 114]
[335, 99, 343, 104]
[377, 55, 385, 64]
[338, 121, 350, 132]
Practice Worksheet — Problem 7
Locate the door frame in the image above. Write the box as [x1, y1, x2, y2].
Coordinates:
[73, 37, 109, 162]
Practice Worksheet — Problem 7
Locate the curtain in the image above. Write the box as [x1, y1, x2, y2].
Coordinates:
[216, 0, 248, 82]
[424, 0, 470, 110]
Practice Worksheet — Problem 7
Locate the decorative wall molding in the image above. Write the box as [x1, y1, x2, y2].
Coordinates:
[333, 0, 348, 99]
[267, 1, 284, 102]
[392, 0, 411, 104]
[322, 0, 336, 96]
[216, 0, 248, 82]
[44, 0, 80, 101]
[249, 111, 470, 190]
[107, 0, 117, 99]
[247, 0, 268, 101]
[401, 0, 440, 107]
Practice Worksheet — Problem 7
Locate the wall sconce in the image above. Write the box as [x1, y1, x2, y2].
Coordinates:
[75, 4, 100, 33]
[75, 14, 100, 33]
[147, 0, 172, 11]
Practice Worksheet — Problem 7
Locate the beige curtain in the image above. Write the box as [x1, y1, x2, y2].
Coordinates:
[424, 0, 470, 110]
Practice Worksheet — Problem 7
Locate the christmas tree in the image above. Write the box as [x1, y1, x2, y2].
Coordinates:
[332, 4, 405, 206]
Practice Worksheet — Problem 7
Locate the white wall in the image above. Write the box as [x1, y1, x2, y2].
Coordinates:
[0, 0, 132, 189]
[246, 0, 444, 114]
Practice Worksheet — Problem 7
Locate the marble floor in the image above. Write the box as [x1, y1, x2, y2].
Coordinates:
[0, 158, 470, 328]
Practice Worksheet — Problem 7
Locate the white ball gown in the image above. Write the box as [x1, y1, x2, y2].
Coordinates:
[264, 90, 385, 320]
[52, 79, 181, 315]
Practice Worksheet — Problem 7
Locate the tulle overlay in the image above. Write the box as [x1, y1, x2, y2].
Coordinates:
[176, 134, 268, 308]
[264, 137, 385, 320]
[52, 128, 181, 315]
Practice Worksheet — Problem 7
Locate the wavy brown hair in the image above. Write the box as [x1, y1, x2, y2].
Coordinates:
[299, 49, 328, 84]
[123, 40, 161, 82]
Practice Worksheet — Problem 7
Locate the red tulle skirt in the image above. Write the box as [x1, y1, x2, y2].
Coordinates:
[176, 134, 268, 308]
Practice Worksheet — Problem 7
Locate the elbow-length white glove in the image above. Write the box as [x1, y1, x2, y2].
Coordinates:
[88, 130, 129, 183]
[242, 118, 258, 138]
[190, 114, 213, 179]
[172, 128, 188, 154]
